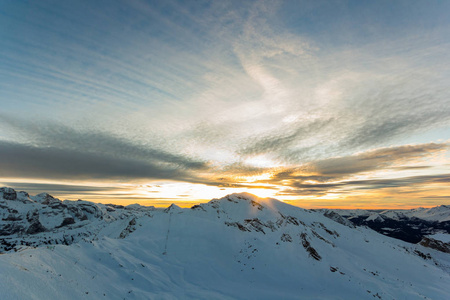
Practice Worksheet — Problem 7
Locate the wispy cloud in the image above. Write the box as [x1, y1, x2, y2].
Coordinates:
[1, 0, 450, 207]
[0, 118, 209, 183]
[266, 143, 449, 198]
[0, 141, 192, 180]
[1, 116, 206, 169]
[310, 143, 448, 176]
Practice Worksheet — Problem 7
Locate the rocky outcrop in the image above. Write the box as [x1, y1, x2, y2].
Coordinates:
[323, 208, 450, 244]
[119, 218, 137, 239]
[33, 193, 60, 205]
[0, 188, 146, 253]
[25, 209, 47, 234]
[419, 237, 450, 253]
[300, 232, 321, 261]
[0, 188, 17, 201]
[323, 210, 355, 228]
[281, 233, 293, 242]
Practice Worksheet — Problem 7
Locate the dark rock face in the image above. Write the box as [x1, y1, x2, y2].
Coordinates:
[300, 232, 321, 261]
[419, 237, 450, 253]
[67, 206, 88, 221]
[35, 193, 60, 205]
[0, 223, 25, 236]
[77, 203, 102, 218]
[119, 218, 137, 239]
[26, 221, 47, 234]
[225, 221, 250, 232]
[0, 188, 17, 200]
[320, 206, 450, 245]
[244, 218, 267, 234]
[25, 209, 47, 234]
[281, 233, 292, 242]
[58, 217, 75, 228]
[0, 187, 145, 253]
[2, 214, 22, 221]
[347, 216, 450, 244]
[323, 211, 355, 228]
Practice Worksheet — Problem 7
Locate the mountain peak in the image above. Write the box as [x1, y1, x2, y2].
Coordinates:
[32, 193, 61, 205]
[207, 193, 270, 213]
[216, 192, 262, 202]
[0, 187, 17, 200]
[164, 203, 182, 213]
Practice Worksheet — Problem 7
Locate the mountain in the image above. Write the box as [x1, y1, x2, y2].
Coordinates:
[1, 187, 450, 299]
[381, 205, 450, 223]
[0, 187, 153, 252]
[321, 206, 450, 244]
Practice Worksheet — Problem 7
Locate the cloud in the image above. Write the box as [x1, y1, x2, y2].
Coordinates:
[183, 142, 449, 194]
[0, 141, 195, 181]
[0, 182, 125, 194]
[254, 143, 450, 196]
[276, 173, 450, 197]
[236, 72, 450, 163]
[419, 196, 450, 200]
[263, 142, 447, 182]
[4, 0, 450, 167]
[2, 0, 450, 206]
[345, 174, 450, 190]
[341, 83, 450, 151]
[311, 143, 448, 176]
[0, 118, 285, 189]
[239, 117, 336, 159]
[0, 117, 207, 170]
[0, 117, 213, 183]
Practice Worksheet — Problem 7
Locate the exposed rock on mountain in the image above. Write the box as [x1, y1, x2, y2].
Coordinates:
[322, 206, 450, 244]
[419, 237, 450, 254]
[0, 188, 152, 252]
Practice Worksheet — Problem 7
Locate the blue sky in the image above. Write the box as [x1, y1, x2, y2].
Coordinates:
[1, 0, 450, 207]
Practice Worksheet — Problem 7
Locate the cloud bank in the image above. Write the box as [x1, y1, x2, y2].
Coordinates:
[1, 0, 450, 206]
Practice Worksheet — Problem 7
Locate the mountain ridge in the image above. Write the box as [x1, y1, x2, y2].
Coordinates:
[321, 205, 450, 245]
[1, 187, 450, 299]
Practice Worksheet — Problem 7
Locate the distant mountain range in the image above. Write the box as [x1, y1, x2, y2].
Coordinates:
[1, 187, 449, 299]
[319, 206, 450, 248]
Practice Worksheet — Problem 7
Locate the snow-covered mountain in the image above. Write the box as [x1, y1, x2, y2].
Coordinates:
[324, 205, 450, 223]
[1, 187, 450, 299]
[321, 205, 450, 244]
[0, 187, 153, 252]
[381, 206, 450, 223]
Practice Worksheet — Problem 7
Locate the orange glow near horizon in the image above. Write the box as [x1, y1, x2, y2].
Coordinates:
[2, 146, 450, 211]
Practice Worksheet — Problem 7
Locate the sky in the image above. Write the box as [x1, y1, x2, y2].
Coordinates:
[1, 0, 450, 209]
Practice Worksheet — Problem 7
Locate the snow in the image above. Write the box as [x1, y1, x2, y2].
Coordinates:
[1, 189, 450, 299]
[379, 206, 450, 223]
[366, 213, 384, 222]
[381, 228, 394, 231]
[325, 209, 372, 217]
[380, 210, 406, 220]
[328, 205, 450, 223]
[408, 205, 450, 222]
[427, 233, 450, 243]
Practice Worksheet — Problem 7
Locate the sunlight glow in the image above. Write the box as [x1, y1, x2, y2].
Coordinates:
[244, 155, 282, 168]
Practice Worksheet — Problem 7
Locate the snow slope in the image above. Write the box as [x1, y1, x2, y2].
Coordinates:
[327, 205, 450, 223]
[398, 205, 450, 222]
[427, 233, 450, 243]
[1, 189, 450, 299]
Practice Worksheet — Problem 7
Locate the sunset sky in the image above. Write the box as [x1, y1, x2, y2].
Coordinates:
[1, 0, 450, 208]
